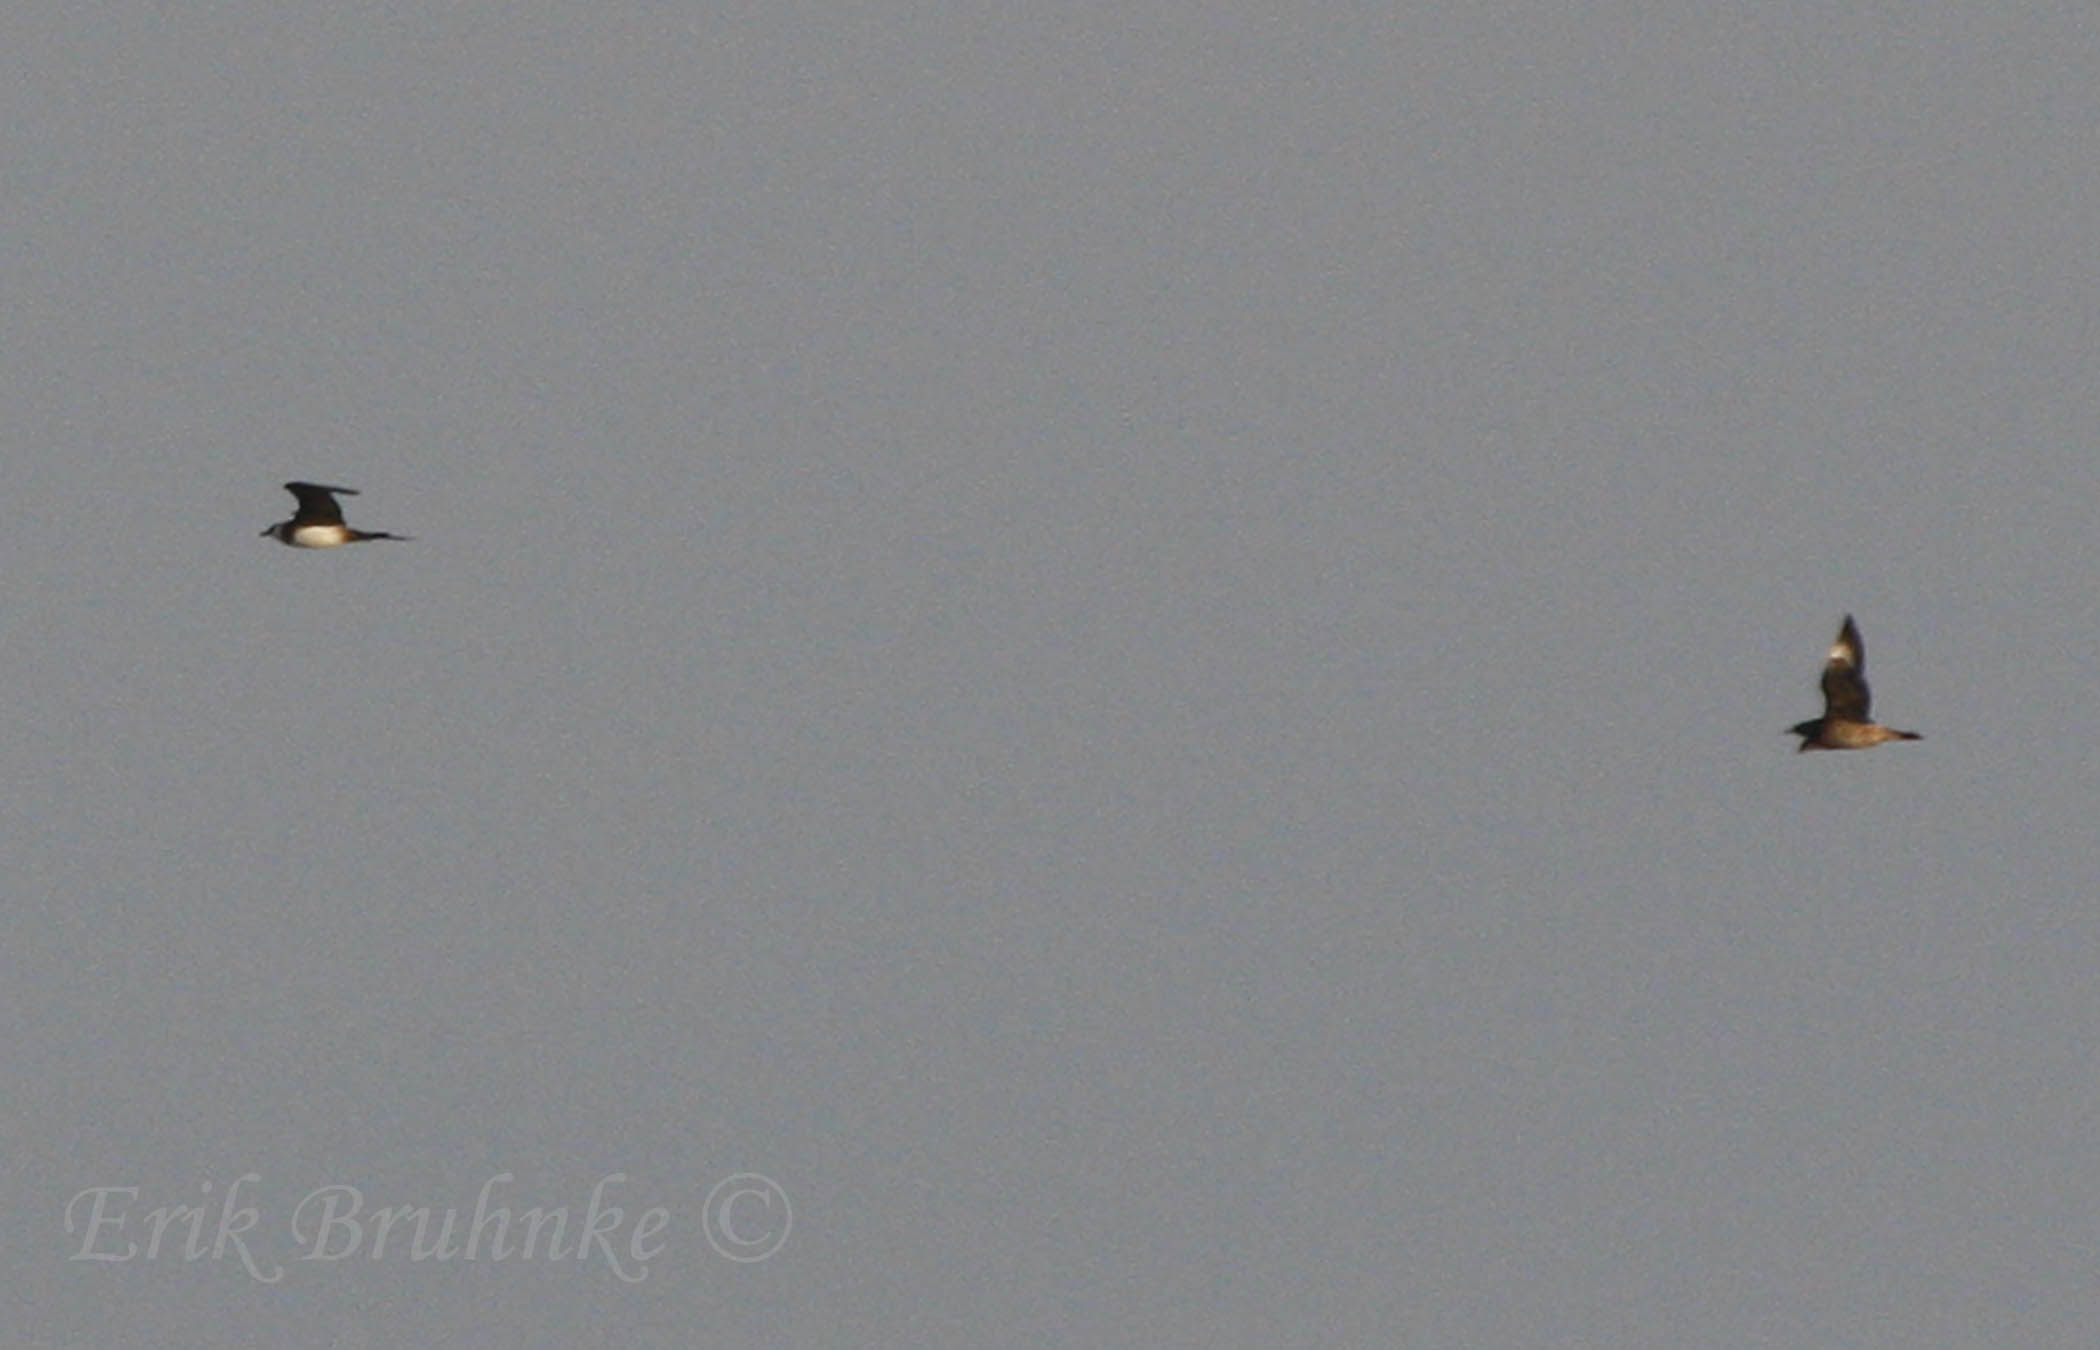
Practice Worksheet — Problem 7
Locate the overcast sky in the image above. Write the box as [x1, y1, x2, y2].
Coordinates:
[12, 3, 2100, 1344]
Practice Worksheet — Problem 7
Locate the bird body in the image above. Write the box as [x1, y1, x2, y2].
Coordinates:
[1788, 615, 1921, 751]
[262, 482, 410, 547]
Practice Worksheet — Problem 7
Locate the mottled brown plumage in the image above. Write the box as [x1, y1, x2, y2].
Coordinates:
[1788, 615, 1921, 751]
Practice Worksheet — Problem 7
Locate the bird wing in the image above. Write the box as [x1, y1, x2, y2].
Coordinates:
[283, 481, 356, 526]
[1820, 615, 1872, 721]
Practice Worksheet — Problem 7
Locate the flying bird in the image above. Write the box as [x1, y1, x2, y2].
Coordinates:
[261, 482, 411, 547]
[1788, 614, 1921, 751]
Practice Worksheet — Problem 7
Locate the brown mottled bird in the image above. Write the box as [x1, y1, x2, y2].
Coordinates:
[1788, 615, 1922, 751]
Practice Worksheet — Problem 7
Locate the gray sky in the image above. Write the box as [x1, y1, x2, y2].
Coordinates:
[12, 3, 2100, 1344]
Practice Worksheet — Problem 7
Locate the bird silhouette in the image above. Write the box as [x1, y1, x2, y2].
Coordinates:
[262, 482, 411, 547]
[1788, 615, 1921, 751]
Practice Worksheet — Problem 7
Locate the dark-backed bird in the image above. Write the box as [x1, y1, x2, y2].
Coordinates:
[1788, 614, 1921, 751]
[261, 482, 411, 547]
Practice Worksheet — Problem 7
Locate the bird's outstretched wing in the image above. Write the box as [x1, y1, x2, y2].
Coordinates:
[283, 481, 357, 526]
[1819, 614, 1872, 722]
